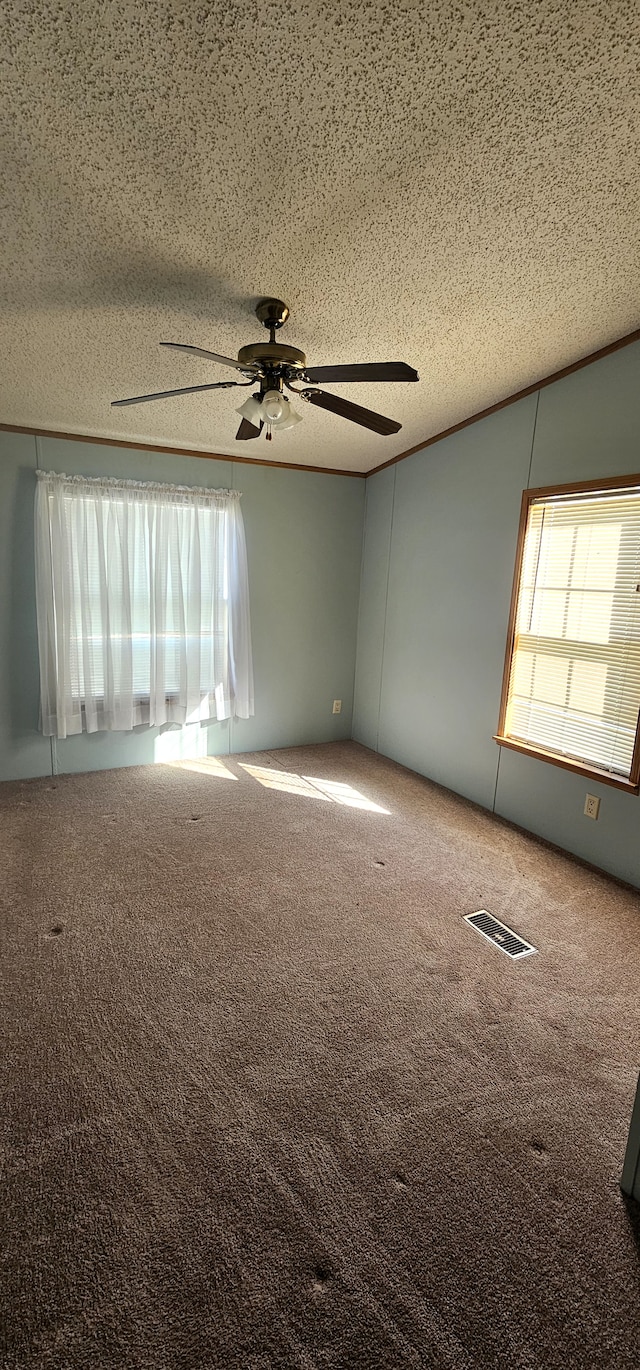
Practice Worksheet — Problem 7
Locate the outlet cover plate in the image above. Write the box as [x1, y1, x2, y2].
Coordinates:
[332, 699, 342, 714]
[584, 793, 601, 820]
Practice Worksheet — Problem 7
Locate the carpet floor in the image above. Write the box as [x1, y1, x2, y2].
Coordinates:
[1, 741, 639, 1369]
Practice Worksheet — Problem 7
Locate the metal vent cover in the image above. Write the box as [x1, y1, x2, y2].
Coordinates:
[464, 910, 537, 960]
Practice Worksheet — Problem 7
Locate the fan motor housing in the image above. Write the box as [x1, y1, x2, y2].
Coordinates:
[237, 342, 306, 371]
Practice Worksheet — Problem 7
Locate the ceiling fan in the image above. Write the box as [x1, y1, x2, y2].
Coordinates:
[112, 298, 419, 442]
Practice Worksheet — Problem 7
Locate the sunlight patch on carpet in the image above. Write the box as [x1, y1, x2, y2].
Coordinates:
[165, 756, 238, 780]
[303, 776, 390, 813]
[239, 764, 333, 800]
[239, 763, 390, 812]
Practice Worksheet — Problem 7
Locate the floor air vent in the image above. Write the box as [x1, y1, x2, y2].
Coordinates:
[464, 910, 537, 960]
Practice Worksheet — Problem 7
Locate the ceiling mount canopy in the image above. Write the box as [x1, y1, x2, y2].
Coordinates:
[112, 297, 419, 444]
[255, 297, 290, 336]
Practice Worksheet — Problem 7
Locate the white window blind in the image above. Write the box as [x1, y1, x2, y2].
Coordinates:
[503, 485, 640, 780]
[35, 470, 254, 738]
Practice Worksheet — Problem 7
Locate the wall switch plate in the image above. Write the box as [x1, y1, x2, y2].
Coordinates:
[332, 699, 342, 714]
[584, 793, 600, 820]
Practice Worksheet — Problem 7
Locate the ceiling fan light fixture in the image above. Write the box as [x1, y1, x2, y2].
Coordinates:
[275, 405, 303, 430]
[236, 394, 264, 425]
[260, 390, 303, 430]
[261, 389, 286, 423]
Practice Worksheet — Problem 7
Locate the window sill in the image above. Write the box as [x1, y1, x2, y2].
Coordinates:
[493, 735, 640, 795]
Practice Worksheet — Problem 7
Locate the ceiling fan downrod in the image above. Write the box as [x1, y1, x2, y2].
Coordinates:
[255, 297, 290, 345]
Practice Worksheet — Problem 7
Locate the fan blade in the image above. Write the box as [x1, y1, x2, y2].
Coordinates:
[160, 342, 258, 372]
[236, 417, 263, 440]
[111, 381, 239, 408]
[301, 389, 401, 435]
[302, 362, 418, 384]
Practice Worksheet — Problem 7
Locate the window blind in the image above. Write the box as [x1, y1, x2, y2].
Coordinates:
[503, 486, 640, 779]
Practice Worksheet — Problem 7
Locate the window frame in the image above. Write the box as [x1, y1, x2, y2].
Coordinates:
[495, 472, 640, 796]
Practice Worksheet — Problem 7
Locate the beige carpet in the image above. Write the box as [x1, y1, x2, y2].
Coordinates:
[1, 741, 639, 1369]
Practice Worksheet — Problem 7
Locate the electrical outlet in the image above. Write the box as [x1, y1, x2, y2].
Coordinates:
[584, 793, 600, 820]
[332, 699, 342, 714]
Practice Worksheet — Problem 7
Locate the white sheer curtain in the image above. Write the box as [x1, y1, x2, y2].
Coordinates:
[35, 470, 253, 739]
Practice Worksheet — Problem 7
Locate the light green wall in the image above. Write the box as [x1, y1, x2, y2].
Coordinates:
[354, 340, 640, 888]
[0, 433, 52, 780]
[0, 433, 364, 780]
[353, 464, 395, 752]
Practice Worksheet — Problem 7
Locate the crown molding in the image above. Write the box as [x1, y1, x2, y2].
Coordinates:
[0, 423, 364, 479]
[367, 325, 640, 478]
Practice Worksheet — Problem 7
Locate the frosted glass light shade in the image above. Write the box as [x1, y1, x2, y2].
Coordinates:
[274, 405, 303, 430]
[262, 389, 286, 422]
[236, 394, 264, 425]
[263, 392, 303, 430]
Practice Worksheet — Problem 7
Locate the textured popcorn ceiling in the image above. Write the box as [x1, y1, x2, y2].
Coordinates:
[1, 1, 640, 473]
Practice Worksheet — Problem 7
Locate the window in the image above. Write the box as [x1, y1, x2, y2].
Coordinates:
[496, 475, 640, 792]
[35, 470, 254, 739]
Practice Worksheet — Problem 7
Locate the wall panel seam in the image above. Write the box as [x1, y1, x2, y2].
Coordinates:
[351, 478, 370, 741]
[526, 389, 541, 488]
[33, 436, 54, 777]
[376, 466, 397, 753]
[492, 391, 540, 813]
